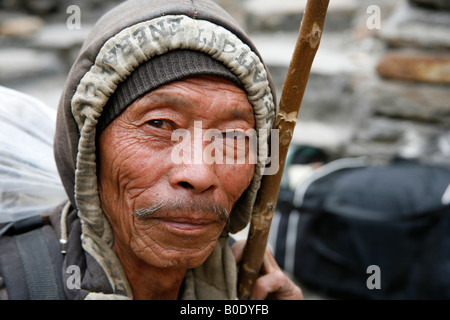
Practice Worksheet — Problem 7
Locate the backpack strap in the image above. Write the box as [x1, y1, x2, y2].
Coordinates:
[14, 228, 65, 299]
[0, 222, 65, 299]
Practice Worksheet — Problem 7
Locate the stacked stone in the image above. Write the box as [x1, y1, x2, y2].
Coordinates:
[348, 0, 450, 165]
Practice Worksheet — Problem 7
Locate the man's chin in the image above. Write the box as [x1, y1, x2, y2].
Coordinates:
[144, 244, 217, 270]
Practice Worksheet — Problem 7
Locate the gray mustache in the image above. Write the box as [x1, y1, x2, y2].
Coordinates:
[131, 200, 230, 222]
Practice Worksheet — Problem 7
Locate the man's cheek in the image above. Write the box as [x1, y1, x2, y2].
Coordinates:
[220, 164, 255, 205]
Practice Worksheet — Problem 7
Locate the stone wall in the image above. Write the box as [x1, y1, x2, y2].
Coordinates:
[347, 0, 450, 166]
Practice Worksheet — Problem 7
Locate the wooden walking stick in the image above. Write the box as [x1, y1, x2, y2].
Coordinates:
[238, 0, 330, 300]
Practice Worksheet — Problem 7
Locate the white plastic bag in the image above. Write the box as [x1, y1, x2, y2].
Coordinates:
[0, 86, 67, 224]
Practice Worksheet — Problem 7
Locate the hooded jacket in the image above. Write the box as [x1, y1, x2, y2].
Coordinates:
[2, 0, 277, 300]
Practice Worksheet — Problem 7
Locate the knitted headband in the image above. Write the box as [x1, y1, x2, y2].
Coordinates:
[97, 49, 244, 135]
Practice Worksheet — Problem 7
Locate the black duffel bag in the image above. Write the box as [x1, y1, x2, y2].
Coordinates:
[270, 157, 450, 299]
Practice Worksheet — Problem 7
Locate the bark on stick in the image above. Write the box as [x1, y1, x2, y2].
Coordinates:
[238, 0, 330, 300]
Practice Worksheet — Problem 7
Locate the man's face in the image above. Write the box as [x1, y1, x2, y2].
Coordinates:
[98, 75, 255, 270]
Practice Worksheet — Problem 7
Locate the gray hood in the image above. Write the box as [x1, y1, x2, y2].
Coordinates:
[54, 0, 276, 299]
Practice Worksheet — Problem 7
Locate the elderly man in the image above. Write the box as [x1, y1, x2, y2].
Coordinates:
[0, 0, 302, 300]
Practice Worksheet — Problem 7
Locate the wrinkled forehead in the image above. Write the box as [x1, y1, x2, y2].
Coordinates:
[127, 75, 255, 123]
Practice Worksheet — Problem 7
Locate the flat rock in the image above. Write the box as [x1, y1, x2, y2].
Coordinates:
[376, 49, 450, 84]
[0, 15, 45, 38]
[380, 1, 450, 48]
[368, 79, 450, 124]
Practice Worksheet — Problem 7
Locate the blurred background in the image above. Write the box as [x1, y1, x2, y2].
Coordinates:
[1, 0, 450, 299]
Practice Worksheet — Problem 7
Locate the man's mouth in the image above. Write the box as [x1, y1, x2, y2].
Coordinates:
[154, 217, 218, 235]
[131, 200, 229, 224]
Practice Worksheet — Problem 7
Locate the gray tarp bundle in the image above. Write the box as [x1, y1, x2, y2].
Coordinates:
[0, 86, 66, 226]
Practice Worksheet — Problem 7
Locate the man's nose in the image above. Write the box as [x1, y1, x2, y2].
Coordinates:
[170, 163, 218, 193]
[169, 129, 219, 193]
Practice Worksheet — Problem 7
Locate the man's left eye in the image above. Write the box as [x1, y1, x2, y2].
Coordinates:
[146, 119, 171, 130]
